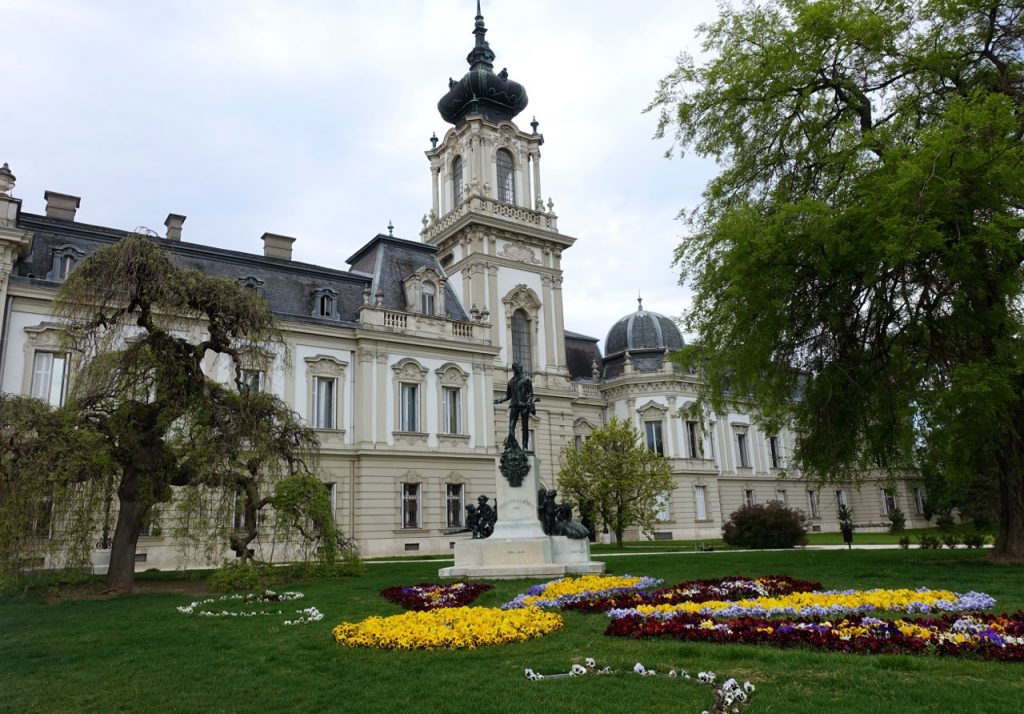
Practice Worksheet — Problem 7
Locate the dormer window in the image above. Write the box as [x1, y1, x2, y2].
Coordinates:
[48, 245, 85, 281]
[239, 276, 264, 295]
[421, 282, 436, 315]
[452, 156, 464, 206]
[496, 148, 515, 204]
[311, 288, 338, 319]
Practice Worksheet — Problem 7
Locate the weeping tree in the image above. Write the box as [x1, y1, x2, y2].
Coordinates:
[0, 394, 113, 582]
[557, 418, 675, 547]
[650, 0, 1024, 561]
[30, 234, 332, 590]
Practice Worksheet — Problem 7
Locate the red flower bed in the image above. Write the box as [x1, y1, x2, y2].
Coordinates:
[605, 610, 1024, 661]
[562, 575, 822, 613]
[379, 582, 493, 611]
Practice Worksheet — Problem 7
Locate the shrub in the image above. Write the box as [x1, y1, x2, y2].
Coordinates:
[935, 512, 956, 533]
[722, 502, 808, 549]
[962, 532, 987, 549]
[917, 534, 941, 550]
[887, 507, 906, 534]
[941, 534, 961, 549]
[208, 560, 274, 593]
[898, 535, 911, 549]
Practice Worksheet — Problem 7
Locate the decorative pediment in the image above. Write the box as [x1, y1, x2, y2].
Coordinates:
[636, 399, 669, 418]
[572, 417, 599, 436]
[305, 354, 347, 377]
[501, 284, 541, 325]
[435, 362, 468, 387]
[392, 358, 428, 382]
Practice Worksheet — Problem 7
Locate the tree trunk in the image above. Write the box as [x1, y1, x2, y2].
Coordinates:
[105, 497, 149, 592]
[991, 468, 1024, 563]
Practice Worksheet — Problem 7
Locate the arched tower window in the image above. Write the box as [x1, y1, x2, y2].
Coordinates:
[496, 149, 515, 204]
[511, 308, 532, 373]
[452, 156, 464, 206]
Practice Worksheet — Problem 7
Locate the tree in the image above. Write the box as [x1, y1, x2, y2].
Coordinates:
[0, 235, 330, 591]
[557, 418, 675, 547]
[650, 0, 1024, 561]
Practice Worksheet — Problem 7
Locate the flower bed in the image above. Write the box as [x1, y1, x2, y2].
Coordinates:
[332, 606, 563, 650]
[605, 610, 1024, 661]
[607, 588, 995, 620]
[379, 582, 492, 611]
[561, 575, 821, 613]
[176, 590, 321, 625]
[502, 574, 663, 610]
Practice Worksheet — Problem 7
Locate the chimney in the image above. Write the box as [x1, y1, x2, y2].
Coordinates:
[261, 232, 295, 260]
[44, 191, 81, 221]
[164, 213, 186, 241]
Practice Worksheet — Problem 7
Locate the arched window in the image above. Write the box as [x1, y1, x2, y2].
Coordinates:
[421, 282, 436, 315]
[452, 156, 463, 206]
[496, 149, 515, 204]
[511, 308, 532, 373]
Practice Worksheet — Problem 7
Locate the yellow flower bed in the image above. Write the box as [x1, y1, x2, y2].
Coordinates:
[514, 574, 658, 608]
[332, 606, 563, 650]
[631, 588, 962, 618]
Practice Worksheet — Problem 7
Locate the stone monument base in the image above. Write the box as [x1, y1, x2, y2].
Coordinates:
[438, 535, 605, 579]
[439, 451, 605, 579]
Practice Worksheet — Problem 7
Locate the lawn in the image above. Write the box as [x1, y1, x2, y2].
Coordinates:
[1, 549, 1021, 713]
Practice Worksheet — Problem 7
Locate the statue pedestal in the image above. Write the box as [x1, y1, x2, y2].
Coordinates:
[439, 452, 605, 580]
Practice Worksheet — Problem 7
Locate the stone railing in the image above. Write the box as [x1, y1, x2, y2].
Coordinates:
[420, 193, 559, 242]
[359, 305, 488, 344]
[571, 381, 602, 399]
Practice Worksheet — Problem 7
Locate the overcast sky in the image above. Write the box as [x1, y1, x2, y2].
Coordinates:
[3, 0, 722, 349]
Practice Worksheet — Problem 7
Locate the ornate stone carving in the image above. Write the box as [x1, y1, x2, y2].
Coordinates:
[498, 242, 540, 265]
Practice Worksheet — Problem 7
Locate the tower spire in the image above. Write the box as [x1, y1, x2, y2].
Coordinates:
[467, 0, 495, 71]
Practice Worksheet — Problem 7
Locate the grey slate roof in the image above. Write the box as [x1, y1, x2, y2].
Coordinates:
[12, 214, 468, 327]
[564, 330, 601, 382]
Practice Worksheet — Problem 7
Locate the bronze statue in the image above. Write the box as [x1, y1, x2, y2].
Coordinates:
[494, 361, 537, 451]
[537, 487, 589, 540]
[467, 495, 496, 539]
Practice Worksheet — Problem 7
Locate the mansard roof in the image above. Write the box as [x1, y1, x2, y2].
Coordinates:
[12, 213, 466, 326]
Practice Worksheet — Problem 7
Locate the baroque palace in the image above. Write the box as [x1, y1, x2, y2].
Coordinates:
[0, 8, 927, 568]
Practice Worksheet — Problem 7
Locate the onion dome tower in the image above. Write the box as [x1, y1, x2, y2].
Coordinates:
[603, 298, 685, 378]
[438, 2, 529, 126]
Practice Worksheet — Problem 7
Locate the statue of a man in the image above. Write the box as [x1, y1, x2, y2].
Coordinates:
[494, 361, 536, 450]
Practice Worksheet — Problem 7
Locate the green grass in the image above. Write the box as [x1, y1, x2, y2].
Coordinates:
[1, 550, 1021, 713]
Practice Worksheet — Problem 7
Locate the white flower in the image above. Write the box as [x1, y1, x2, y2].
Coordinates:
[570, 664, 587, 676]
[668, 670, 678, 678]
[735, 691, 748, 703]
[743, 682, 755, 693]
[633, 663, 646, 675]
[585, 658, 596, 668]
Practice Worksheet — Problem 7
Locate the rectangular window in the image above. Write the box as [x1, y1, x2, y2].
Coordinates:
[442, 387, 461, 435]
[644, 421, 664, 456]
[446, 484, 464, 528]
[421, 289, 435, 316]
[807, 489, 820, 518]
[31, 352, 68, 407]
[913, 487, 925, 516]
[736, 432, 750, 468]
[240, 369, 264, 394]
[686, 420, 700, 458]
[312, 376, 336, 429]
[744, 489, 755, 507]
[400, 383, 419, 432]
[775, 489, 787, 505]
[33, 496, 54, 539]
[709, 430, 715, 460]
[654, 492, 671, 522]
[402, 483, 421, 529]
[769, 436, 781, 468]
[325, 483, 337, 514]
[881, 488, 897, 516]
[574, 435, 583, 450]
[835, 489, 848, 510]
[694, 485, 708, 521]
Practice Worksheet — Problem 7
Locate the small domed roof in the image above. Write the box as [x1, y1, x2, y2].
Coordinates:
[604, 298, 684, 362]
[438, 5, 528, 126]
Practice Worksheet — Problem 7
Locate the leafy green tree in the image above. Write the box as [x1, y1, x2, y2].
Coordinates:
[557, 418, 675, 547]
[651, 0, 1024, 561]
[0, 236, 330, 591]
